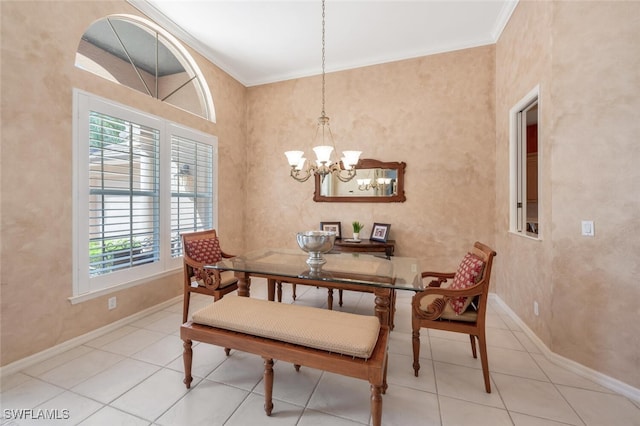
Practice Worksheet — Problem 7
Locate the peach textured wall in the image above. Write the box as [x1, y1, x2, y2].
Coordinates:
[0, 1, 246, 365]
[1, 0, 637, 393]
[245, 47, 497, 271]
[495, 0, 554, 346]
[550, 1, 640, 388]
[496, 1, 640, 388]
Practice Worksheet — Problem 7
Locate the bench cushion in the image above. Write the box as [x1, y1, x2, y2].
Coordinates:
[192, 296, 381, 358]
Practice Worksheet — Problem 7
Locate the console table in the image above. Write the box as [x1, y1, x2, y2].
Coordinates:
[332, 239, 395, 259]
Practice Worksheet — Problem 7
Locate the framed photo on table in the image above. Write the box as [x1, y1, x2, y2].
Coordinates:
[320, 222, 342, 239]
[370, 223, 391, 242]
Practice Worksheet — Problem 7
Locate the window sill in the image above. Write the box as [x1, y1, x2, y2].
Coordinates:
[509, 230, 542, 241]
[68, 267, 181, 305]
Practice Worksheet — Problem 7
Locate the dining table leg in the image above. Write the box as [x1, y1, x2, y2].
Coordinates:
[236, 272, 251, 297]
[267, 279, 276, 301]
[373, 287, 392, 327]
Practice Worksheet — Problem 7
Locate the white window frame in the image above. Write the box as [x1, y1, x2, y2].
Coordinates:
[509, 85, 540, 239]
[71, 89, 218, 302]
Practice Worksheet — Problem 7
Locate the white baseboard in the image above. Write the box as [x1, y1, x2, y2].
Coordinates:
[490, 293, 640, 404]
[0, 295, 182, 379]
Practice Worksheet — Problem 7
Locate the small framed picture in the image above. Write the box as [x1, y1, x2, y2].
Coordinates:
[370, 223, 391, 242]
[320, 222, 342, 239]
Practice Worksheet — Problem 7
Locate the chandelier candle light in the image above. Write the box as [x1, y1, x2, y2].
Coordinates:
[285, 0, 362, 183]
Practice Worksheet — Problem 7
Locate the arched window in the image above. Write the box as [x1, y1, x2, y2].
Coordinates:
[75, 14, 215, 121]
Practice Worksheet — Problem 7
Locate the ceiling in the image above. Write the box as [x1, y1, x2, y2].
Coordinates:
[130, 0, 518, 87]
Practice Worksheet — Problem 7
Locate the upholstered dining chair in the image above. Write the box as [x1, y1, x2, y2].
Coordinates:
[411, 241, 497, 393]
[181, 229, 238, 323]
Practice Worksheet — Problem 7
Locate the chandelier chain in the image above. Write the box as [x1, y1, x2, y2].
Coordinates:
[321, 0, 326, 117]
[284, 0, 361, 184]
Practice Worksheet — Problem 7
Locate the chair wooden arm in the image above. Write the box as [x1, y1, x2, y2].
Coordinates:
[183, 255, 224, 290]
[221, 251, 235, 259]
[420, 271, 455, 287]
[412, 281, 484, 320]
[414, 281, 484, 300]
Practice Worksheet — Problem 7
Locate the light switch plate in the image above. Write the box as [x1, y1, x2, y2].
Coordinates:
[581, 220, 594, 237]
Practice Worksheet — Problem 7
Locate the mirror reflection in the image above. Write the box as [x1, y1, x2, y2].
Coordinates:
[314, 159, 406, 203]
[320, 168, 397, 197]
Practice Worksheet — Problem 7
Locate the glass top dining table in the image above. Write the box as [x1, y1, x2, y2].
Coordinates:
[207, 248, 423, 326]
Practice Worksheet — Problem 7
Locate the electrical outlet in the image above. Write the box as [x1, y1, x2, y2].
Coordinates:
[534, 301, 539, 316]
[108, 296, 117, 310]
[581, 220, 595, 237]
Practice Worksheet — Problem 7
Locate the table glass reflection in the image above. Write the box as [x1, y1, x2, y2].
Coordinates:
[208, 248, 422, 291]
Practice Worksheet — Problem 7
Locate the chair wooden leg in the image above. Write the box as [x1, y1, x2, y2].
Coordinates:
[276, 282, 283, 302]
[469, 334, 478, 358]
[182, 339, 193, 389]
[478, 333, 491, 393]
[338, 289, 344, 306]
[292, 284, 297, 300]
[412, 328, 421, 376]
[327, 289, 334, 310]
[182, 292, 190, 323]
[263, 358, 274, 415]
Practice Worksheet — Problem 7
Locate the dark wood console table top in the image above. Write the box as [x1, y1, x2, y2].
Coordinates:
[332, 239, 396, 259]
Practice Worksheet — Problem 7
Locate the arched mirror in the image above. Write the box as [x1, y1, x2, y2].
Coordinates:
[314, 159, 406, 203]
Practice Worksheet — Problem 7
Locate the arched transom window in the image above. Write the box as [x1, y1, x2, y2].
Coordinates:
[75, 14, 215, 121]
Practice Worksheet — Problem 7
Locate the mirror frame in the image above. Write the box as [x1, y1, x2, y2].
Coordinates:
[313, 158, 406, 203]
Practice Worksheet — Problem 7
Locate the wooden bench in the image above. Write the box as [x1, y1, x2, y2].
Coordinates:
[180, 296, 390, 426]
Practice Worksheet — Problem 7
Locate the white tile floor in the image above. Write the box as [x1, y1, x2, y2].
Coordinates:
[2, 281, 639, 425]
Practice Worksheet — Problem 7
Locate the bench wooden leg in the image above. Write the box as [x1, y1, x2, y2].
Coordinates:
[183, 339, 193, 389]
[370, 384, 383, 426]
[263, 358, 274, 416]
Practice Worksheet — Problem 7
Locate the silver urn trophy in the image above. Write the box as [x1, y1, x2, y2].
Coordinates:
[296, 230, 336, 269]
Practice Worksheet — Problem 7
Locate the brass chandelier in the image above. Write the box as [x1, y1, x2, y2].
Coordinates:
[285, 0, 361, 183]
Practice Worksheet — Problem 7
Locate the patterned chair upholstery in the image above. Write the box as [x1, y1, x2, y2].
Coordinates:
[182, 229, 238, 323]
[411, 241, 497, 393]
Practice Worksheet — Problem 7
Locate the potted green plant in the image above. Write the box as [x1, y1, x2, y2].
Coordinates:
[352, 221, 364, 241]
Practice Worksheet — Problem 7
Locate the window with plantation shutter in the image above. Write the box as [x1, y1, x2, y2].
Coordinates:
[73, 90, 217, 300]
[88, 111, 161, 277]
[170, 134, 215, 257]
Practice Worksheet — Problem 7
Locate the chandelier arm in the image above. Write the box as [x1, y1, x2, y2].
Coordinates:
[290, 167, 313, 183]
[334, 169, 357, 183]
